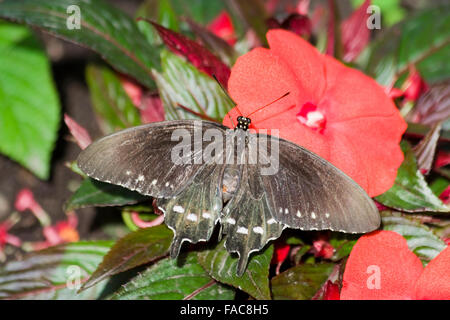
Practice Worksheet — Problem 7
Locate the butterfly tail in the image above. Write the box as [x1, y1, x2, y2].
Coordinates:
[236, 253, 249, 277]
[169, 237, 184, 259]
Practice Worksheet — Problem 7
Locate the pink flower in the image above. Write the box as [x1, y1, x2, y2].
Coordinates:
[64, 114, 92, 150]
[15, 189, 50, 227]
[0, 214, 21, 256]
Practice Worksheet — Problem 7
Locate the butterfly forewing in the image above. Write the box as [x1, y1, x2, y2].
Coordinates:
[261, 135, 380, 233]
[77, 121, 226, 198]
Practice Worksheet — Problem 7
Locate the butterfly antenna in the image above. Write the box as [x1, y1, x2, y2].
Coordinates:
[246, 92, 290, 118]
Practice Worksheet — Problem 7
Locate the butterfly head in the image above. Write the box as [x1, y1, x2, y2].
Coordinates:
[236, 116, 251, 131]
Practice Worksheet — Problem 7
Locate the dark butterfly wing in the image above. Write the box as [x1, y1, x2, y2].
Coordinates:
[78, 120, 229, 258]
[220, 131, 379, 275]
[77, 120, 227, 198]
[260, 134, 380, 233]
[221, 162, 284, 276]
[158, 162, 225, 258]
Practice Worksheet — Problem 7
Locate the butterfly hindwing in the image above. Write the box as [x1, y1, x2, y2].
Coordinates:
[158, 162, 225, 258]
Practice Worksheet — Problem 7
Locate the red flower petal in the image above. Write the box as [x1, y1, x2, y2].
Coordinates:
[208, 11, 237, 45]
[224, 30, 406, 196]
[341, 231, 423, 300]
[267, 29, 326, 100]
[414, 246, 450, 300]
[271, 241, 290, 264]
[323, 280, 341, 300]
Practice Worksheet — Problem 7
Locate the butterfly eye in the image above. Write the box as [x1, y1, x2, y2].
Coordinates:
[237, 116, 242, 122]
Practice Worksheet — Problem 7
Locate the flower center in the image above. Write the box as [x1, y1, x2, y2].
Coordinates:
[296, 102, 326, 132]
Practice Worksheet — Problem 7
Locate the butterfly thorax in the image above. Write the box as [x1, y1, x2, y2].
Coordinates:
[236, 116, 251, 131]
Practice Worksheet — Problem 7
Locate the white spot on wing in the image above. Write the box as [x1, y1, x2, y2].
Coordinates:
[296, 210, 302, 218]
[267, 218, 277, 224]
[202, 212, 211, 219]
[137, 175, 144, 182]
[173, 205, 184, 213]
[165, 182, 170, 187]
[237, 227, 248, 235]
[126, 170, 131, 175]
[285, 208, 289, 214]
[253, 226, 263, 234]
[325, 213, 330, 218]
[226, 217, 236, 225]
[311, 212, 316, 219]
[187, 213, 197, 222]
[151, 179, 157, 185]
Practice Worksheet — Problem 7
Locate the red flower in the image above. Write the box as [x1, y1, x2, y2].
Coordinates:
[208, 11, 237, 45]
[323, 280, 341, 300]
[223, 29, 406, 197]
[341, 230, 450, 300]
[272, 241, 290, 264]
[311, 239, 334, 259]
[25, 213, 80, 251]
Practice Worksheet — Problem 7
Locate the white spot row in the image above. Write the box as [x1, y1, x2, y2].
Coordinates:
[173, 205, 184, 213]
[237, 227, 248, 235]
[187, 213, 197, 222]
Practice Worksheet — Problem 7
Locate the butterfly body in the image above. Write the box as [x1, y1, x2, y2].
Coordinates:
[77, 119, 379, 275]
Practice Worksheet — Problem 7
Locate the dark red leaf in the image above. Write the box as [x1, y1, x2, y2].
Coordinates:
[341, 0, 371, 62]
[413, 122, 442, 175]
[141, 19, 231, 89]
[408, 80, 450, 126]
[186, 18, 238, 67]
[267, 14, 312, 39]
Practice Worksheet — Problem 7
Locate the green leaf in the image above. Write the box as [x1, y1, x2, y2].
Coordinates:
[376, 141, 449, 212]
[153, 50, 234, 121]
[429, 177, 449, 197]
[0, 23, 60, 179]
[367, 6, 450, 85]
[136, 0, 179, 46]
[0, 241, 113, 299]
[0, 0, 159, 89]
[271, 263, 335, 300]
[82, 225, 173, 290]
[329, 233, 358, 262]
[111, 253, 235, 300]
[382, 214, 447, 263]
[65, 178, 148, 211]
[85, 64, 141, 134]
[224, 0, 268, 45]
[197, 241, 273, 300]
[170, 0, 226, 25]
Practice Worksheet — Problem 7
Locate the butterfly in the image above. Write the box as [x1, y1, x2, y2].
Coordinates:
[77, 107, 379, 275]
